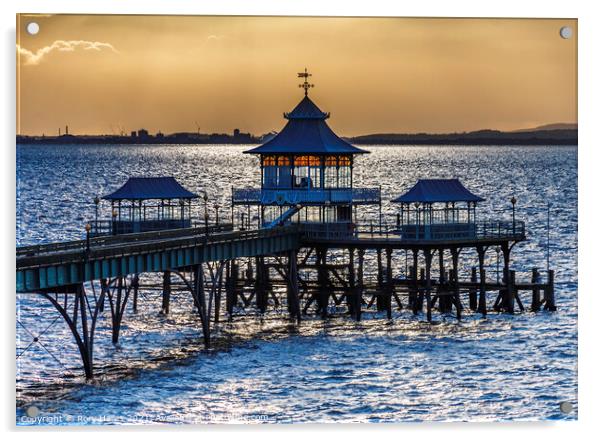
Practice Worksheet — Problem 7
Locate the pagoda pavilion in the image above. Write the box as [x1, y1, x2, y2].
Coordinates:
[96, 176, 199, 235]
[392, 178, 485, 240]
[232, 69, 380, 230]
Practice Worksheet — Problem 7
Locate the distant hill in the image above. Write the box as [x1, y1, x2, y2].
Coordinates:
[348, 126, 577, 146]
[512, 123, 578, 133]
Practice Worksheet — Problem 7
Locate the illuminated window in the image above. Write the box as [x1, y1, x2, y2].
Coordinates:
[276, 156, 290, 166]
[292, 155, 306, 166]
[262, 155, 276, 166]
[338, 155, 351, 166]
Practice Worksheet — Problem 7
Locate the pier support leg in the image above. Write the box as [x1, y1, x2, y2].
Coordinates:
[531, 268, 541, 312]
[410, 249, 419, 313]
[505, 270, 516, 314]
[469, 267, 478, 311]
[346, 247, 356, 316]
[226, 262, 239, 319]
[376, 249, 385, 311]
[132, 274, 139, 314]
[408, 265, 416, 311]
[451, 248, 462, 320]
[286, 250, 301, 323]
[477, 246, 487, 316]
[355, 249, 364, 321]
[435, 248, 445, 311]
[424, 249, 433, 323]
[255, 257, 268, 314]
[214, 268, 223, 323]
[40, 283, 106, 379]
[543, 269, 557, 311]
[161, 271, 171, 315]
[193, 265, 210, 348]
[108, 277, 132, 344]
[385, 248, 393, 319]
[99, 278, 107, 313]
[500, 243, 514, 313]
[316, 247, 329, 318]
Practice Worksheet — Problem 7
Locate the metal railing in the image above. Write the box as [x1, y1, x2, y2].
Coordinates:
[17, 224, 296, 269]
[16, 223, 234, 258]
[298, 220, 526, 242]
[232, 187, 381, 205]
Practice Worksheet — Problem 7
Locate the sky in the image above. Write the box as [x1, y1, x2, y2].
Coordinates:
[16, 15, 577, 136]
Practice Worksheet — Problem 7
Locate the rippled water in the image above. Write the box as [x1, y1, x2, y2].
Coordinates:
[16, 144, 577, 424]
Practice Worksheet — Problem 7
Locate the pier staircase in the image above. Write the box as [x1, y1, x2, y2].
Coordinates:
[265, 205, 302, 229]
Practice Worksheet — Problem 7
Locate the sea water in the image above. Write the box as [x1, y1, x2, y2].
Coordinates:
[16, 144, 577, 424]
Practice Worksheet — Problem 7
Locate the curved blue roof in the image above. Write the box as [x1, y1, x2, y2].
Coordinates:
[103, 177, 199, 200]
[244, 96, 368, 155]
[392, 179, 485, 203]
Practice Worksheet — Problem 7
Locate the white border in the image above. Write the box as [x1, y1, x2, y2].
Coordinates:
[3, 0, 600, 438]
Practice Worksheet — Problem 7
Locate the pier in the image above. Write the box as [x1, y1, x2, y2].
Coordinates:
[16, 220, 556, 379]
[16, 70, 557, 379]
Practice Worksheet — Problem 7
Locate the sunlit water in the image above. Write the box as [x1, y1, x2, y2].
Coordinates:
[16, 144, 577, 424]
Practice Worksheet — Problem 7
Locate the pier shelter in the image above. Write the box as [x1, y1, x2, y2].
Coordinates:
[392, 179, 484, 240]
[98, 177, 199, 235]
[233, 69, 380, 231]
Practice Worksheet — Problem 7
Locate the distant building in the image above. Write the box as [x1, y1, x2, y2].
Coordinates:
[131, 131, 137, 138]
[137, 129, 149, 141]
[233, 128, 240, 137]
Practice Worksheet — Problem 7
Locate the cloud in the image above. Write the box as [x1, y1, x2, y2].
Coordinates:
[17, 40, 118, 65]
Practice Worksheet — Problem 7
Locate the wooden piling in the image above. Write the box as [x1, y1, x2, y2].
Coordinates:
[376, 249, 386, 311]
[477, 246, 487, 316]
[450, 248, 462, 320]
[385, 248, 393, 319]
[226, 261, 238, 319]
[424, 249, 432, 322]
[505, 270, 516, 314]
[409, 265, 417, 311]
[469, 267, 478, 311]
[531, 268, 541, 312]
[347, 247, 356, 316]
[255, 256, 268, 313]
[132, 274, 139, 314]
[355, 249, 364, 321]
[543, 269, 557, 311]
[416, 267, 426, 313]
[317, 247, 329, 318]
[287, 250, 301, 322]
[161, 270, 171, 315]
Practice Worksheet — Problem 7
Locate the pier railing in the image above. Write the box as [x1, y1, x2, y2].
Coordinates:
[298, 220, 525, 242]
[232, 187, 381, 205]
[17, 223, 234, 258]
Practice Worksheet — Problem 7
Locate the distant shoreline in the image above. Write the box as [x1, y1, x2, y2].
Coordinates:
[16, 128, 577, 146]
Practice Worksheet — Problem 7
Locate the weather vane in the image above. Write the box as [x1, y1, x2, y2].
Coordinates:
[298, 68, 314, 96]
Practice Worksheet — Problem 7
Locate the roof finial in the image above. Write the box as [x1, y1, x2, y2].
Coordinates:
[298, 67, 314, 97]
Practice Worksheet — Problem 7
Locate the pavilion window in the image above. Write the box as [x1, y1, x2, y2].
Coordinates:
[308, 155, 321, 188]
[262, 155, 291, 188]
[293, 155, 309, 187]
[324, 155, 338, 188]
[337, 155, 352, 188]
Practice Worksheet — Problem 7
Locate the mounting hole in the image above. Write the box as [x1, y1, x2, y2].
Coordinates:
[26, 22, 40, 35]
[559, 401, 573, 414]
[26, 405, 40, 418]
[559, 26, 573, 39]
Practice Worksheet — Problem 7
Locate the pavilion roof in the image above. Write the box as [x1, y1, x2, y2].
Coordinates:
[244, 96, 368, 156]
[102, 177, 199, 201]
[392, 179, 485, 204]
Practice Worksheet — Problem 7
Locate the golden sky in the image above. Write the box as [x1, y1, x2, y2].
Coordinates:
[16, 15, 577, 136]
